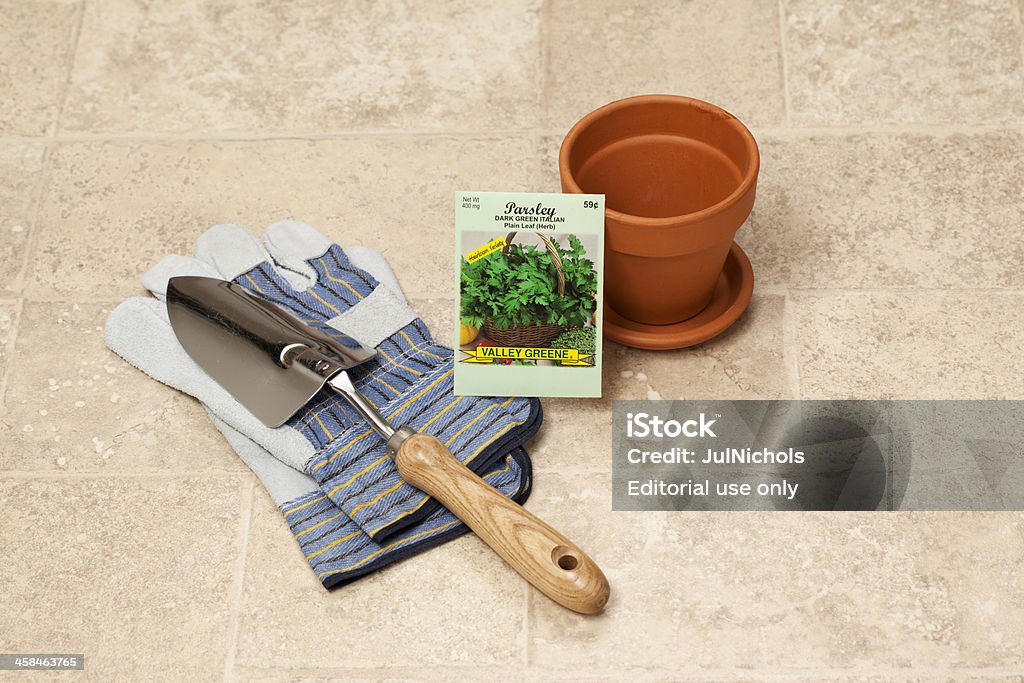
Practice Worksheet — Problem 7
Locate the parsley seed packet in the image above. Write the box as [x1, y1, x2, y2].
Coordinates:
[454, 191, 605, 398]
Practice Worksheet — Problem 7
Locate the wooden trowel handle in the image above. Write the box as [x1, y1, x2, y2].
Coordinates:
[393, 433, 610, 615]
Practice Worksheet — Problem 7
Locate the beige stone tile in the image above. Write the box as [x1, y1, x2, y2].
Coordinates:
[527, 398, 613, 473]
[747, 132, 1024, 289]
[753, 512, 1024, 670]
[796, 292, 1024, 400]
[63, 0, 541, 134]
[529, 294, 791, 473]
[527, 472, 764, 671]
[604, 293, 791, 401]
[0, 143, 45, 294]
[546, 0, 784, 131]
[0, 475, 245, 680]
[528, 473, 1024, 672]
[0, 0, 79, 135]
[409, 298, 455, 345]
[234, 488, 526, 669]
[537, 134, 568, 189]
[30, 137, 542, 299]
[785, 0, 1024, 125]
[2, 301, 238, 472]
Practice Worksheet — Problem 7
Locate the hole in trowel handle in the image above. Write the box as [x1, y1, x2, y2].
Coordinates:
[552, 545, 579, 571]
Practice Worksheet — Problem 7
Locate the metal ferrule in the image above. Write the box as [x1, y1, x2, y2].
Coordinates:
[386, 426, 417, 454]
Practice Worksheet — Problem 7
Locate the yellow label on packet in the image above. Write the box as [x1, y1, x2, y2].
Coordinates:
[461, 346, 594, 366]
[465, 236, 506, 263]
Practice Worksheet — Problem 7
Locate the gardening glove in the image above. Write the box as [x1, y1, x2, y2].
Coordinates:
[213, 416, 531, 588]
[105, 230, 535, 587]
[105, 221, 542, 544]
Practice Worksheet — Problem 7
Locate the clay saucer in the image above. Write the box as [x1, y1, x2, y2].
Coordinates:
[604, 242, 754, 350]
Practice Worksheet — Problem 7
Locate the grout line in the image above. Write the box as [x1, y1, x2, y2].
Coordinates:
[231, 665, 627, 682]
[0, 298, 25, 429]
[539, 0, 553, 128]
[9, 128, 548, 144]
[222, 477, 255, 683]
[540, 465, 613, 477]
[782, 290, 802, 400]
[1011, 0, 1024, 89]
[52, 0, 85, 138]
[0, 135, 52, 144]
[19, 295, 135, 304]
[1, 123, 1022, 149]
[776, 0, 792, 127]
[6, 0, 84, 325]
[756, 286, 1024, 295]
[756, 123, 1024, 136]
[0, 469, 247, 479]
[8, 145, 49, 299]
[522, 584, 534, 667]
[226, 663, 1024, 679]
[14, 289, 1022, 308]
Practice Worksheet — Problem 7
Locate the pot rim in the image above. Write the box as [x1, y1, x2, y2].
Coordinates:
[559, 94, 760, 228]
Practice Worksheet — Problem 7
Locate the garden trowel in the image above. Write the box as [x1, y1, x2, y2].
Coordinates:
[166, 276, 609, 614]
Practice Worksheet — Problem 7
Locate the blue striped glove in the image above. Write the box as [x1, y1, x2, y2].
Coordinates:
[106, 222, 541, 586]
[213, 415, 531, 587]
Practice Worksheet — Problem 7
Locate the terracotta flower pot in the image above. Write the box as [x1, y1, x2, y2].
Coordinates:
[559, 94, 759, 325]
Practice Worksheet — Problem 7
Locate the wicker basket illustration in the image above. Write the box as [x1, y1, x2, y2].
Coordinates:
[482, 232, 565, 348]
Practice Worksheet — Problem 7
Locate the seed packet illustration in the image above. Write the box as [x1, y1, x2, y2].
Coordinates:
[454, 191, 605, 398]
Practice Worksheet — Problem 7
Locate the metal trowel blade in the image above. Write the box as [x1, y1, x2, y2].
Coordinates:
[165, 276, 376, 428]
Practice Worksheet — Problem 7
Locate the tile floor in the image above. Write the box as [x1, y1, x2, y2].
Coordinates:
[1, 0, 1023, 680]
